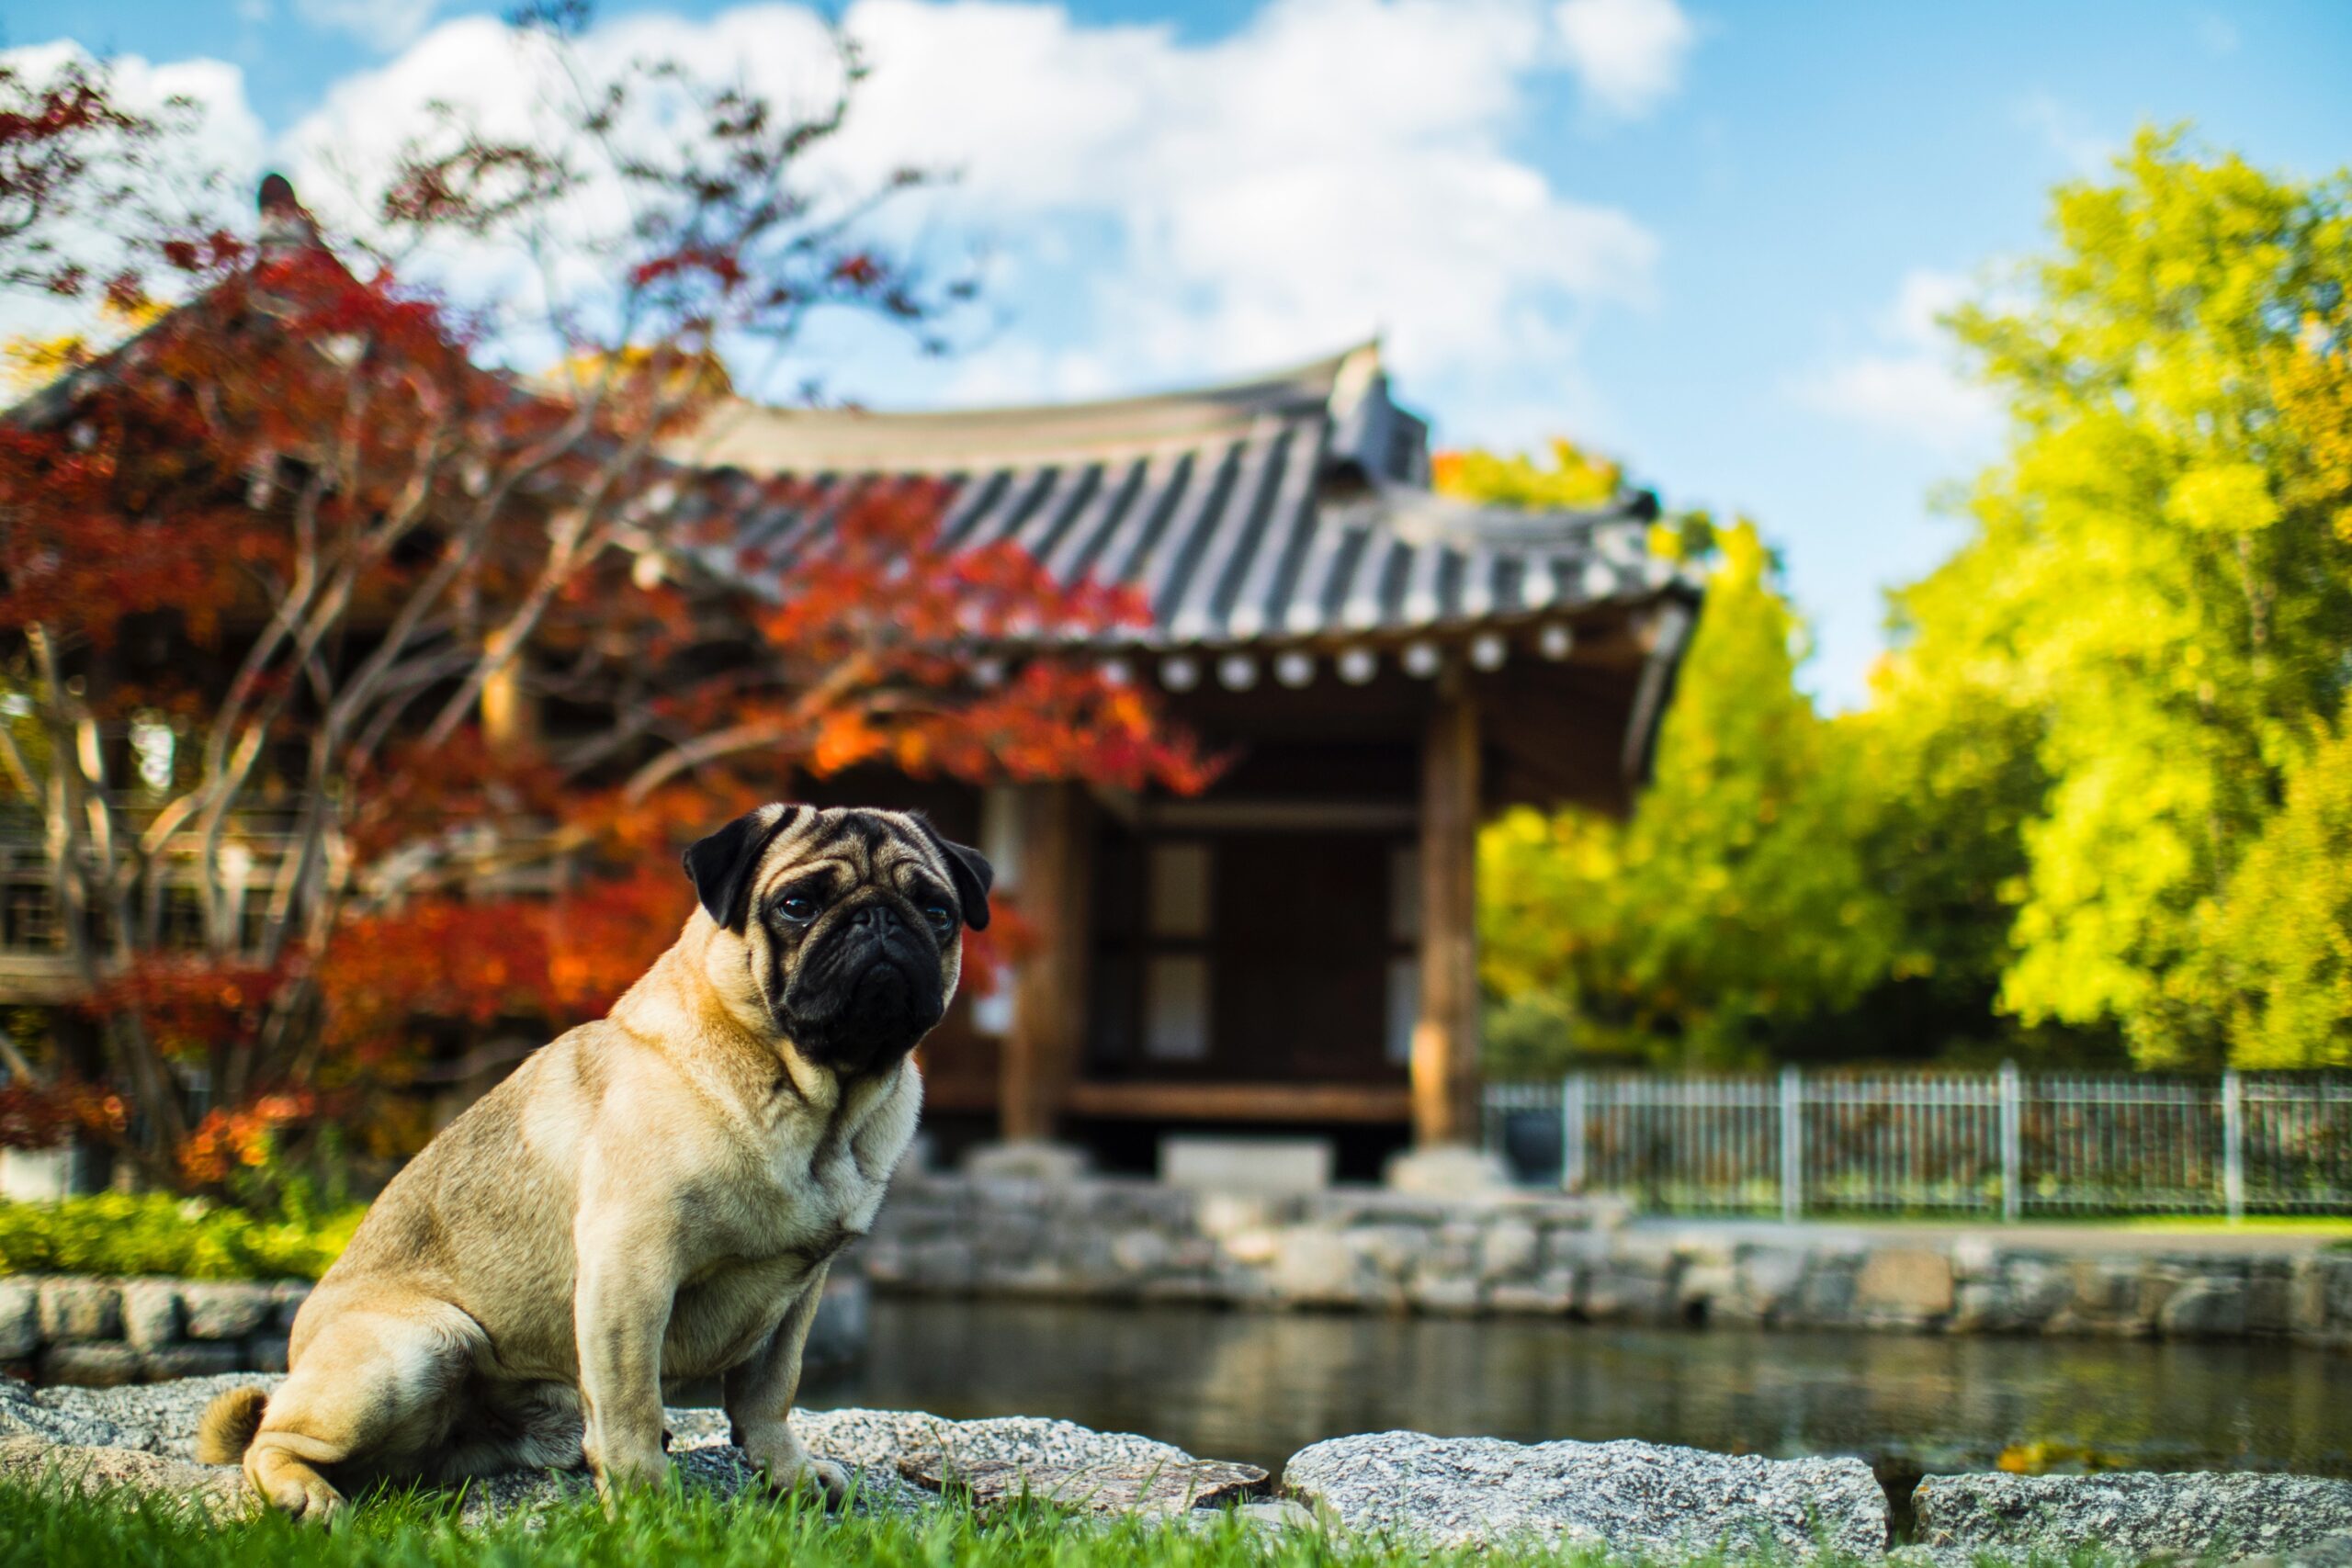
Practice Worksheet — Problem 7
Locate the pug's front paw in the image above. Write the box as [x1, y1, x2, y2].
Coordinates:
[776, 1454, 851, 1505]
[743, 1429, 850, 1506]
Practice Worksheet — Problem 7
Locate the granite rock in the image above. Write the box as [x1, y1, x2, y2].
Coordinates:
[138, 1344, 245, 1382]
[179, 1284, 271, 1342]
[1854, 1248, 1954, 1322]
[37, 1280, 120, 1343]
[0, 1435, 254, 1520]
[1477, 1220, 1541, 1282]
[0, 1280, 35, 1360]
[118, 1282, 182, 1353]
[1736, 1247, 1811, 1319]
[1282, 1430, 1886, 1558]
[2160, 1278, 2250, 1339]
[1235, 1498, 1318, 1533]
[900, 1451, 1267, 1517]
[5, 1379, 1229, 1527]
[0, 1371, 158, 1450]
[1913, 1471, 2352, 1560]
[2243, 1529, 2352, 1568]
[786, 1408, 1196, 1477]
[40, 1343, 141, 1387]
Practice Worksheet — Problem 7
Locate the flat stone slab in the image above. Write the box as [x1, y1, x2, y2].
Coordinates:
[0, 1371, 168, 1451]
[901, 1450, 1267, 1516]
[1283, 1430, 1887, 1557]
[1913, 1472, 2352, 1560]
[2253, 1529, 2352, 1568]
[0, 1373, 1258, 1525]
[0, 1435, 254, 1521]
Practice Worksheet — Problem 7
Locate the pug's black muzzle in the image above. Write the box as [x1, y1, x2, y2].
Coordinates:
[777, 900, 945, 1073]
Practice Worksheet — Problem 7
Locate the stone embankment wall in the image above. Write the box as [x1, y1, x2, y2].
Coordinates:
[3, 1273, 871, 1387]
[861, 1174, 2352, 1346]
[0, 1277, 307, 1386]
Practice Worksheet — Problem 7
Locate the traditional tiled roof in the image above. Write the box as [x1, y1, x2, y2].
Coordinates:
[677, 344, 1696, 652]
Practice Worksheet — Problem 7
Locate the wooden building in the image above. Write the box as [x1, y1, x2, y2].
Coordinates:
[681, 345, 1699, 1169]
[0, 182, 1691, 1183]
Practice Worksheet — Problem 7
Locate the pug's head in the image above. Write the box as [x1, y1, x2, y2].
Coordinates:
[682, 804, 991, 1075]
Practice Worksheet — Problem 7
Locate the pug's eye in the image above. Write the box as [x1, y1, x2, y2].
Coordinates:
[775, 894, 820, 924]
[921, 903, 956, 935]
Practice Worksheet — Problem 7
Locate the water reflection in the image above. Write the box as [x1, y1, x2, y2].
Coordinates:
[808, 1296, 2352, 1481]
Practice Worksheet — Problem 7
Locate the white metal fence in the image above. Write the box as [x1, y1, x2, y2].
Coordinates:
[1482, 1067, 2352, 1218]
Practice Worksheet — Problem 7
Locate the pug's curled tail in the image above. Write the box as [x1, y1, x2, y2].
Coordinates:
[195, 1385, 269, 1464]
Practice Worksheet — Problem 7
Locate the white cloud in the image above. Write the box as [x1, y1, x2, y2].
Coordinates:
[0, 41, 265, 344]
[273, 0, 1667, 410]
[297, 0, 444, 52]
[0, 39, 266, 194]
[2014, 92, 2117, 174]
[1791, 267, 2002, 456]
[2195, 12, 2241, 54]
[1552, 0, 1694, 118]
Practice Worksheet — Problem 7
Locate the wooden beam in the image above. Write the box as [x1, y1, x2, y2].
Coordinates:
[1411, 675, 1482, 1145]
[1140, 799, 1418, 833]
[1067, 1079, 1411, 1124]
[481, 660, 541, 757]
[0, 954, 94, 1005]
[998, 783, 1092, 1141]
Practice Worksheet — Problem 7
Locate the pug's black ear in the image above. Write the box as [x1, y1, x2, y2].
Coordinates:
[683, 805, 798, 931]
[912, 817, 993, 931]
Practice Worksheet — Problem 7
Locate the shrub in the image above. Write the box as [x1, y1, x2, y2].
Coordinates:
[0, 1193, 364, 1280]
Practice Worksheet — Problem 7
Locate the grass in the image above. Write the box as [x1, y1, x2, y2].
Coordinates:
[1741, 1213, 2352, 1237]
[0, 1476, 2170, 1568]
[2097, 1215, 2352, 1235]
[0, 1193, 367, 1281]
[0, 1478, 1583, 1568]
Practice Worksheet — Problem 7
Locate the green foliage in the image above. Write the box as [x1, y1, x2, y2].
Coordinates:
[1432, 439, 1624, 510]
[1480, 522, 1896, 1068]
[1884, 129, 2352, 1066]
[0, 1193, 363, 1280]
[1834, 649, 2125, 1069]
[2199, 712, 2352, 1066]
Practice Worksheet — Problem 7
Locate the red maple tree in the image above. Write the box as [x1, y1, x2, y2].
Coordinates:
[0, 17, 1208, 1190]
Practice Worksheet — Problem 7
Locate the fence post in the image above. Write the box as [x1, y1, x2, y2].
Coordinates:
[1561, 1074, 1586, 1193]
[2222, 1068, 2245, 1223]
[1998, 1060, 2022, 1224]
[1779, 1066, 1803, 1223]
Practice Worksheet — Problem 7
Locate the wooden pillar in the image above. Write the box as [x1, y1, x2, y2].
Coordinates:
[1000, 783, 1092, 1142]
[1411, 677, 1482, 1146]
[481, 659, 541, 757]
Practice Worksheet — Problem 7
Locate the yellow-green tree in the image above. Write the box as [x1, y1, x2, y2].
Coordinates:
[1883, 130, 2352, 1067]
[1476, 516, 1897, 1069]
[2203, 716, 2352, 1067]
[2187, 299, 2352, 1066]
[1430, 439, 1623, 509]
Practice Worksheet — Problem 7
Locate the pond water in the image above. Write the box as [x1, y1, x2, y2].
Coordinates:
[806, 1295, 2352, 1499]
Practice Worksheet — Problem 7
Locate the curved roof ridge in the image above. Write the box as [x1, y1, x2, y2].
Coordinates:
[1344, 479, 1662, 551]
[678, 343, 1373, 475]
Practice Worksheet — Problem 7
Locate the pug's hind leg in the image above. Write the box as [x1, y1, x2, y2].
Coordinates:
[433, 1382, 585, 1482]
[244, 1297, 479, 1520]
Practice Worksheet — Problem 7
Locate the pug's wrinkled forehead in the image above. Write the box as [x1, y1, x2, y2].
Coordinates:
[682, 804, 992, 935]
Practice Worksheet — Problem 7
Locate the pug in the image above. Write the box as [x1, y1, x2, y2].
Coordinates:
[196, 803, 989, 1518]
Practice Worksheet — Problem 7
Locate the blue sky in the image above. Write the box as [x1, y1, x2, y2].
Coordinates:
[7, 0, 2350, 704]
